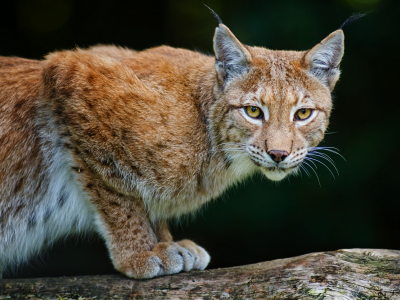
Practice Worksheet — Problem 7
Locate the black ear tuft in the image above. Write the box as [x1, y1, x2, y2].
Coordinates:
[339, 12, 367, 30]
[203, 3, 223, 24]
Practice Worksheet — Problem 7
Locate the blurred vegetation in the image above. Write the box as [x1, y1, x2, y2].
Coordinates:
[1, 0, 399, 278]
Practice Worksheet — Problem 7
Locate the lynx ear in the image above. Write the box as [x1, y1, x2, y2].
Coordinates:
[213, 24, 251, 84]
[304, 30, 344, 91]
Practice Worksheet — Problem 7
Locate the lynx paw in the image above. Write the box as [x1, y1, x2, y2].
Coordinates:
[125, 240, 210, 279]
[177, 239, 210, 270]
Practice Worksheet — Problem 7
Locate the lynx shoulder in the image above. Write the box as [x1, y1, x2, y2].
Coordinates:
[0, 16, 347, 278]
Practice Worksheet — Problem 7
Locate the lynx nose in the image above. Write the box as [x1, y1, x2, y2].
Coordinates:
[268, 150, 289, 163]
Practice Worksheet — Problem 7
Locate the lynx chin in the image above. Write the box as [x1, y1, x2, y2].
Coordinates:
[0, 11, 354, 279]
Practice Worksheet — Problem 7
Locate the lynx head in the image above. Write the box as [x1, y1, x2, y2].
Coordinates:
[210, 19, 346, 181]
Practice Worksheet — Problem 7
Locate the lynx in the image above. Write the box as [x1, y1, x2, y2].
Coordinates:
[0, 11, 358, 279]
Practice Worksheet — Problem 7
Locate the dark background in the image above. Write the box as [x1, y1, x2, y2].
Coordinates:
[1, 0, 399, 278]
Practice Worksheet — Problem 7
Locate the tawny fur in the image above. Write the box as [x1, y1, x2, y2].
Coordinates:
[0, 23, 345, 278]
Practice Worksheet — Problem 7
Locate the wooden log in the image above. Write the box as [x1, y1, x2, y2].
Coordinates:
[1, 249, 400, 299]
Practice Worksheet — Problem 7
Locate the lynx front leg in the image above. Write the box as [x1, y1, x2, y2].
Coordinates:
[155, 220, 210, 271]
[94, 192, 210, 279]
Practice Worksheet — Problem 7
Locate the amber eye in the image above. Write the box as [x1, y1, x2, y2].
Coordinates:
[296, 108, 313, 120]
[246, 106, 262, 119]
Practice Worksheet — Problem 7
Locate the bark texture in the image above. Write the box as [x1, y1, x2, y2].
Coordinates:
[1, 248, 400, 299]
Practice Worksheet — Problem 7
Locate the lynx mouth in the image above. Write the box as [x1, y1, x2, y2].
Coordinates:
[260, 165, 299, 181]
[265, 166, 289, 171]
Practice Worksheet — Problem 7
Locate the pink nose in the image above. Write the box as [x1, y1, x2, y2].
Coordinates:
[268, 150, 289, 162]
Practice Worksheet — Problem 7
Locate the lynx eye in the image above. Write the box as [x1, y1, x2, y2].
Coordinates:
[245, 106, 262, 119]
[295, 108, 313, 120]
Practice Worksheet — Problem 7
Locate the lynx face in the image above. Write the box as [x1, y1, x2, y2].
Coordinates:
[214, 24, 344, 180]
[225, 84, 331, 181]
[212, 24, 343, 181]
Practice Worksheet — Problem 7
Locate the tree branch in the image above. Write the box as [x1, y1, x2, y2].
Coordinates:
[2, 249, 400, 299]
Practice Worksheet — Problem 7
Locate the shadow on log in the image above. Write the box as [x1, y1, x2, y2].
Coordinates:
[1, 249, 400, 299]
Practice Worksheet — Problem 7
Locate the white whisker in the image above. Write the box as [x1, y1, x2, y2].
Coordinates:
[302, 161, 321, 187]
[317, 149, 346, 161]
[307, 152, 339, 176]
[305, 157, 318, 169]
[308, 151, 336, 165]
[308, 147, 346, 161]
[300, 165, 311, 178]
[305, 157, 335, 179]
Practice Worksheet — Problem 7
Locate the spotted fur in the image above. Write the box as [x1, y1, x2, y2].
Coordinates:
[0, 23, 345, 278]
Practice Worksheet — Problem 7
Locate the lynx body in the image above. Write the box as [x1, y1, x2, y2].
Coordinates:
[0, 19, 345, 278]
